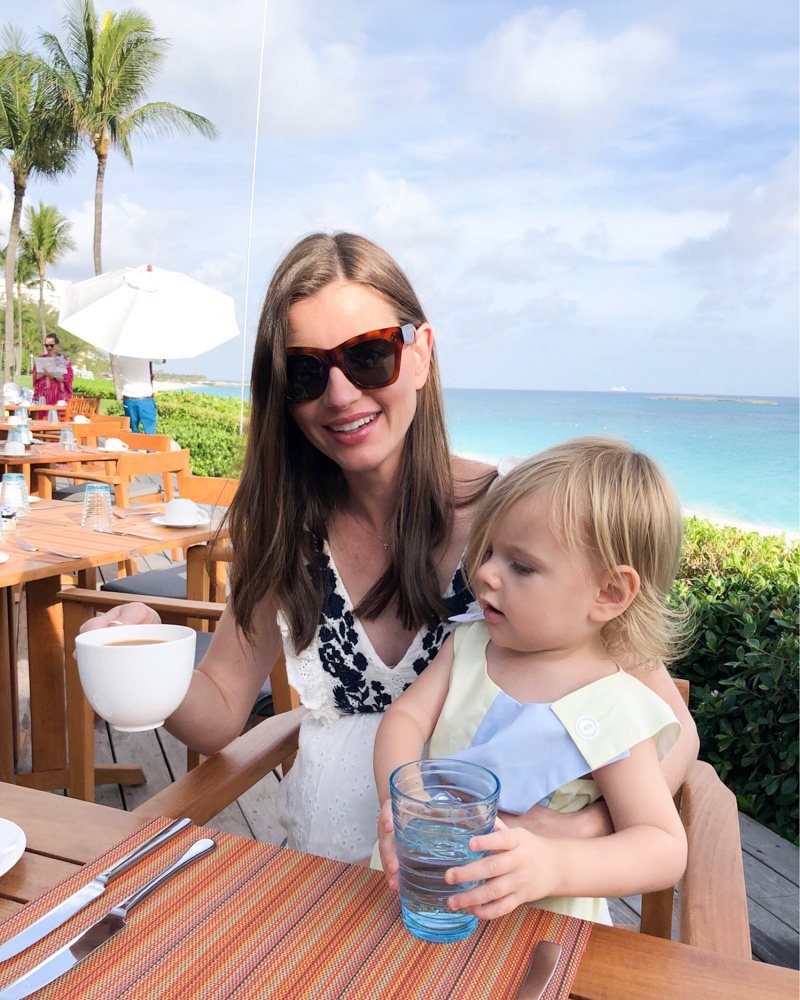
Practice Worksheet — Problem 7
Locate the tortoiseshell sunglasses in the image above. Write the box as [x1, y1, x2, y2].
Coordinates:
[285, 324, 416, 402]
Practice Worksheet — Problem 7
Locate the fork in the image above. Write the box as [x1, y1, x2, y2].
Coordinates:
[113, 508, 162, 519]
[16, 536, 81, 559]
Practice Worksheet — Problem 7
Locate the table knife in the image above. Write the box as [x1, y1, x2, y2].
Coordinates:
[0, 838, 215, 1000]
[515, 941, 562, 1000]
[0, 817, 191, 962]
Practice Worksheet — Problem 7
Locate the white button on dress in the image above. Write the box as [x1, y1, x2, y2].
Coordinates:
[576, 716, 600, 739]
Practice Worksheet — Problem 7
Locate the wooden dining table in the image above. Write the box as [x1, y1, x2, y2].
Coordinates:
[0, 500, 227, 797]
[0, 784, 795, 1000]
[0, 442, 129, 491]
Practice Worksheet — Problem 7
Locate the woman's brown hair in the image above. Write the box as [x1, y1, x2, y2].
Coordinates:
[227, 232, 462, 650]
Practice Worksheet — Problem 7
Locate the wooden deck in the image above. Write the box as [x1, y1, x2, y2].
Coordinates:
[12, 551, 800, 971]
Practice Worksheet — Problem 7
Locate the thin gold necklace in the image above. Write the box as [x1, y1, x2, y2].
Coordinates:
[349, 511, 389, 550]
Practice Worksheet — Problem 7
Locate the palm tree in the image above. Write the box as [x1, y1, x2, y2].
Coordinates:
[0, 243, 38, 378]
[0, 30, 77, 382]
[20, 201, 77, 342]
[42, 0, 219, 276]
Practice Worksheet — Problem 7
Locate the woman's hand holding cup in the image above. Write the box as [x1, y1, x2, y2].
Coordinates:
[79, 601, 162, 635]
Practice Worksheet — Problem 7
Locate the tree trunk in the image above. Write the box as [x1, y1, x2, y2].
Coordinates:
[93, 150, 106, 277]
[15, 280, 22, 379]
[3, 179, 26, 385]
[94, 147, 123, 401]
[38, 270, 46, 341]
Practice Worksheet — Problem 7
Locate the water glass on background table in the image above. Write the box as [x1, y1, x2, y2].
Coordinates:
[59, 427, 76, 450]
[81, 482, 113, 528]
[0, 473, 30, 518]
[390, 758, 500, 943]
[47, 409, 61, 425]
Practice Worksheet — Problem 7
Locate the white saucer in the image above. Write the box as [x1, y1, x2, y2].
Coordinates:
[28, 496, 40, 503]
[151, 514, 210, 528]
[0, 554, 10, 565]
[0, 818, 25, 877]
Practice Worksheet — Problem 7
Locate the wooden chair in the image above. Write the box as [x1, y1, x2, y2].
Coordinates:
[65, 396, 100, 419]
[131, 676, 751, 958]
[59, 587, 300, 803]
[35, 448, 191, 507]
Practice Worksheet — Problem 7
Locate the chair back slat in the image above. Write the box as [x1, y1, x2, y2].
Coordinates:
[65, 396, 100, 419]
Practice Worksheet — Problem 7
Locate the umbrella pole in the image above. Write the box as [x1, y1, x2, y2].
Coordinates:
[240, 0, 271, 435]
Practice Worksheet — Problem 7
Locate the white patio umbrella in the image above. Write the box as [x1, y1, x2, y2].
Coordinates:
[57, 264, 240, 360]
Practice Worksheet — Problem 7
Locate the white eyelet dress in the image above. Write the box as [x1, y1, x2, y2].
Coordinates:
[276, 536, 477, 862]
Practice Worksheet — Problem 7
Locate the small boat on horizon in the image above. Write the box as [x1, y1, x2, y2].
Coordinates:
[609, 385, 628, 392]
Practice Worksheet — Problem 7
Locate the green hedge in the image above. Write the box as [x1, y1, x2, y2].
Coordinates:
[671, 519, 799, 844]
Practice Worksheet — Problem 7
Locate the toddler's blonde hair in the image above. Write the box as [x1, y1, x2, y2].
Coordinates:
[464, 436, 687, 669]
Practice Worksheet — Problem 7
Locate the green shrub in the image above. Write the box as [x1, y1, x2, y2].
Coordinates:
[154, 392, 247, 477]
[72, 377, 118, 400]
[670, 519, 799, 844]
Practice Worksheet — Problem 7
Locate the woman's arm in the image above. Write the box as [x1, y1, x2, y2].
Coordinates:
[79, 595, 283, 755]
[503, 663, 698, 840]
[446, 737, 687, 919]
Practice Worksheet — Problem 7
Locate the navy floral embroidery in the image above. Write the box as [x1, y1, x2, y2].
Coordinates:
[313, 536, 477, 715]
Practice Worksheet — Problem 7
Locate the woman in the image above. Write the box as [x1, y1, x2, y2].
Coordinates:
[33, 333, 73, 419]
[82, 232, 698, 862]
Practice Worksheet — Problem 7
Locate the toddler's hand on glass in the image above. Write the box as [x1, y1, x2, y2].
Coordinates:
[445, 818, 551, 920]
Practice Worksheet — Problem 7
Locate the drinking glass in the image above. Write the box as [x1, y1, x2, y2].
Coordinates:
[0, 473, 30, 518]
[58, 428, 76, 450]
[47, 409, 60, 425]
[81, 482, 113, 528]
[391, 758, 500, 943]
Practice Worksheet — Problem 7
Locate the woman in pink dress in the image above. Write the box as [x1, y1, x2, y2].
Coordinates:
[32, 334, 73, 419]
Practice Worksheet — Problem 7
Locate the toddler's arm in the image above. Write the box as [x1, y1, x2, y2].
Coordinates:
[373, 634, 455, 889]
[445, 735, 687, 919]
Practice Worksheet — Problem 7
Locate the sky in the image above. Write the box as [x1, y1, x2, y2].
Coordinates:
[3, 0, 798, 395]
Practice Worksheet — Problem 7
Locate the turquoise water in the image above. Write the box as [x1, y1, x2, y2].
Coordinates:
[187, 385, 799, 534]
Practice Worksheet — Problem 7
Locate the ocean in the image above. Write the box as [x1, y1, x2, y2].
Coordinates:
[191, 385, 799, 536]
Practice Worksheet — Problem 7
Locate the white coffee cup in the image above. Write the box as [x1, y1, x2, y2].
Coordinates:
[73, 414, 91, 423]
[4, 441, 25, 455]
[5, 416, 20, 426]
[75, 624, 195, 731]
[56, 399, 66, 404]
[104, 437, 130, 452]
[164, 498, 209, 526]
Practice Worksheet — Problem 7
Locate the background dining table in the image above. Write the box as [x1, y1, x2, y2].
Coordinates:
[0, 784, 795, 1000]
[0, 500, 227, 798]
[0, 442, 129, 490]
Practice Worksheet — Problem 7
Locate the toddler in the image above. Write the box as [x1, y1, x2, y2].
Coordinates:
[373, 436, 689, 923]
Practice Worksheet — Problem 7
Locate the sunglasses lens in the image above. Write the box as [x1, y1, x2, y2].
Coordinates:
[286, 355, 327, 401]
[344, 338, 397, 387]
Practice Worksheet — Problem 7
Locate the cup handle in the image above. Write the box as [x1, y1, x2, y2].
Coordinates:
[121, 442, 129, 450]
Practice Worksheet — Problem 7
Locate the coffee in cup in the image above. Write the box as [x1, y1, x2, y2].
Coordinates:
[75, 624, 195, 731]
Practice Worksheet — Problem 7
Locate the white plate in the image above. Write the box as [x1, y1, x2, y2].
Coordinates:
[0, 818, 25, 877]
[0, 554, 9, 565]
[151, 514, 210, 528]
[28, 496, 40, 503]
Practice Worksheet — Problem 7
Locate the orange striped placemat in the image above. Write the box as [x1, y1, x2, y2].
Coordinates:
[0, 820, 592, 999]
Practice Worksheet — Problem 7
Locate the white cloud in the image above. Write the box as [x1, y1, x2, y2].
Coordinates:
[468, 9, 674, 150]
